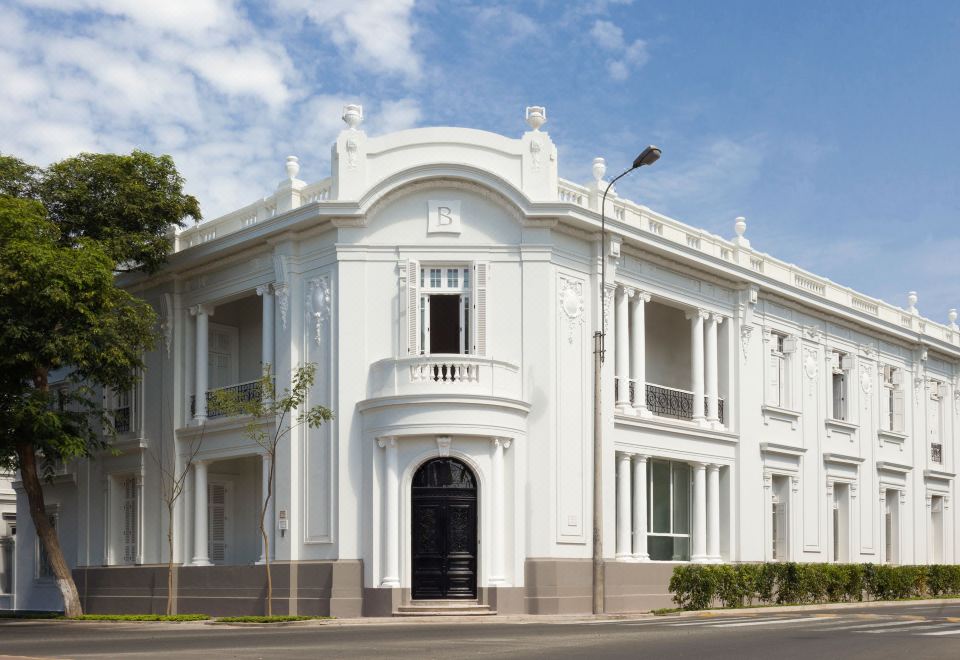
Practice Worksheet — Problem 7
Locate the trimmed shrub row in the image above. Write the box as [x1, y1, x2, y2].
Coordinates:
[669, 563, 960, 610]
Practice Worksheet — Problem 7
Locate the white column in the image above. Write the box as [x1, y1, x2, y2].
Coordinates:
[491, 437, 510, 584]
[192, 460, 211, 566]
[257, 285, 275, 374]
[379, 437, 400, 587]
[692, 462, 708, 562]
[687, 310, 707, 424]
[705, 314, 719, 424]
[257, 454, 274, 564]
[630, 292, 651, 416]
[615, 286, 631, 412]
[632, 455, 649, 560]
[190, 304, 213, 423]
[616, 452, 633, 558]
[707, 464, 721, 562]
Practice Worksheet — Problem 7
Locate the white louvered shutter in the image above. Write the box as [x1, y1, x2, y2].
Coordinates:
[208, 326, 237, 388]
[122, 477, 138, 563]
[208, 483, 227, 563]
[767, 353, 783, 406]
[774, 499, 787, 560]
[472, 262, 488, 356]
[928, 394, 941, 445]
[892, 385, 905, 433]
[406, 260, 420, 355]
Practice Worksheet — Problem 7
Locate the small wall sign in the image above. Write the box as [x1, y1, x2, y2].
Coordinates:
[427, 200, 461, 235]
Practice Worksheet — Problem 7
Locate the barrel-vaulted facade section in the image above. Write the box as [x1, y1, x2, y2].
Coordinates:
[10, 105, 958, 616]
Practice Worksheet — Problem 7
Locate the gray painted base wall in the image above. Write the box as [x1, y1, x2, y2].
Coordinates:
[74, 559, 675, 617]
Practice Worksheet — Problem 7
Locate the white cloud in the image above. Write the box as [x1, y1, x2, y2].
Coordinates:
[281, 0, 421, 79]
[590, 19, 649, 80]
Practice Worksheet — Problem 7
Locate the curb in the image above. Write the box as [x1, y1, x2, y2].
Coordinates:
[653, 597, 960, 619]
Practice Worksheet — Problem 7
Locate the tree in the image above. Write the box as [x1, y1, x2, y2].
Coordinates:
[211, 364, 333, 616]
[0, 151, 199, 616]
[151, 431, 203, 616]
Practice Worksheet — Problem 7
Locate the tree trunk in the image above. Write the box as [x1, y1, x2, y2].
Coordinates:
[166, 502, 175, 616]
[261, 455, 274, 617]
[16, 441, 83, 617]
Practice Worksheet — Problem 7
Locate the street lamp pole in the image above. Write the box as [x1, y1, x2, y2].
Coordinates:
[592, 146, 661, 615]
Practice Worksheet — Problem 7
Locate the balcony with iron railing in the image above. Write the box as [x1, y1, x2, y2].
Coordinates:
[112, 406, 131, 434]
[190, 380, 264, 420]
[616, 378, 724, 425]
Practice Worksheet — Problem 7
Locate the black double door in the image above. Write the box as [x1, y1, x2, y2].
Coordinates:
[411, 458, 478, 600]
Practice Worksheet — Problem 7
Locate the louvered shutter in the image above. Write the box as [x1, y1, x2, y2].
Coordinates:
[208, 483, 227, 563]
[472, 262, 488, 356]
[122, 477, 138, 563]
[774, 500, 787, 560]
[767, 353, 783, 406]
[928, 394, 941, 444]
[406, 260, 420, 355]
[892, 386, 905, 433]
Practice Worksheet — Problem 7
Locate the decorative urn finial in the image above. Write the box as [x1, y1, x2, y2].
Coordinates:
[592, 157, 606, 184]
[285, 156, 300, 180]
[734, 217, 747, 238]
[907, 291, 919, 314]
[342, 104, 363, 130]
[525, 106, 546, 131]
[948, 308, 957, 329]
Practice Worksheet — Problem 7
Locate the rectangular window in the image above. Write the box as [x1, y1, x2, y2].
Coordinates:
[208, 482, 229, 564]
[883, 489, 900, 565]
[882, 366, 904, 433]
[121, 476, 138, 564]
[929, 383, 943, 464]
[771, 475, 789, 561]
[767, 333, 786, 407]
[931, 495, 944, 563]
[647, 460, 691, 561]
[419, 266, 474, 355]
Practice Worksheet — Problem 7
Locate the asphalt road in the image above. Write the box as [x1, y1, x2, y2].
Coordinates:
[2, 602, 959, 660]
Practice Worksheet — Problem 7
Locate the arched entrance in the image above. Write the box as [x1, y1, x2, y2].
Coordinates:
[411, 457, 478, 599]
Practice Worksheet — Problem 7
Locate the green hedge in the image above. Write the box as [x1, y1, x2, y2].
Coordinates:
[669, 563, 960, 610]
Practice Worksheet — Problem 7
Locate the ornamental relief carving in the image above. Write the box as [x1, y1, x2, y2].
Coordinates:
[558, 277, 584, 343]
[803, 349, 819, 382]
[859, 366, 873, 395]
[308, 276, 332, 347]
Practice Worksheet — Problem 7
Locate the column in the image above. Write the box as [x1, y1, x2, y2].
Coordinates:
[257, 454, 274, 564]
[616, 452, 633, 558]
[379, 437, 399, 587]
[257, 285, 275, 374]
[687, 310, 707, 424]
[630, 292, 651, 416]
[190, 304, 213, 423]
[707, 464, 721, 562]
[705, 314, 719, 424]
[615, 286, 631, 412]
[491, 438, 510, 583]
[691, 463, 708, 562]
[192, 460, 211, 566]
[632, 455, 649, 560]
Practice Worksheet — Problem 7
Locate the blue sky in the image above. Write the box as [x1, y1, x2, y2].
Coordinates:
[2, 1, 958, 321]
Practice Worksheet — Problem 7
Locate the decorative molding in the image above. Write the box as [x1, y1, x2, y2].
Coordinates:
[492, 437, 512, 450]
[308, 276, 332, 346]
[791, 476, 800, 493]
[859, 366, 873, 395]
[274, 283, 289, 331]
[602, 285, 614, 334]
[803, 348, 819, 383]
[530, 138, 543, 171]
[740, 325, 753, 362]
[160, 293, 173, 358]
[437, 436, 452, 457]
[558, 276, 585, 344]
[802, 324, 821, 342]
[377, 436, 396, 449]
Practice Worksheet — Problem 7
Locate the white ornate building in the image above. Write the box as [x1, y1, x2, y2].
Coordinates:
[12, 106, 959, 615]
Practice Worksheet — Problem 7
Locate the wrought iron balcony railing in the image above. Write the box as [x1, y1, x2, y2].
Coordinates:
[112, 407, 131, 434]
[190, 380, 263, 419]
[616, 380, 724, 424]
[931, 443, 943, 464]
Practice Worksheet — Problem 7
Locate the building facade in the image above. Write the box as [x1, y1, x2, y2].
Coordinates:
[12, 106, 959, 615]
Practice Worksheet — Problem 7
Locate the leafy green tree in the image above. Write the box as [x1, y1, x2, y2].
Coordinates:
[211, 364, 334, 616]
[0, 151, 199, 616]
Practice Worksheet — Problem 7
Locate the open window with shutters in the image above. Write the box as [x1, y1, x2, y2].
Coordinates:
[830, 352, 851, 421]
[208, 481, 230, 564]
[881, 366, 905, 433]
[766, 333, 797, 408]
[928, 382, 945, 464]
[107, 474, 141, 565]
[770, 475, 790, 561]
[405, 261, 488, 356]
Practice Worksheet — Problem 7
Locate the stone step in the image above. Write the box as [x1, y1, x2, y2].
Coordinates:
[395, 601, 494, 616]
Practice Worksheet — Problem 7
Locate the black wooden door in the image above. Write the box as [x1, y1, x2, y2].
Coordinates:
[411, 458, 477, 600]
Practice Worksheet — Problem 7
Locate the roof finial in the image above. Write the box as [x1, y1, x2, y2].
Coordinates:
[526, 106, 546, 131]
[907, 291, 919, 314]
[592, 157, 606, 184]
[732, 216, 750, 248]
[948, 308, 957, 330]
[285, 156, 300, 180]
[342, 104, 363, 130]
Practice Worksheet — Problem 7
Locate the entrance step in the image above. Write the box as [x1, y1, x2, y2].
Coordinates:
[395, 600, 494, 617]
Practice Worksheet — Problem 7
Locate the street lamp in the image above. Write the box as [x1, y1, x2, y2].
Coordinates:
[593, 145, 661, 615]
